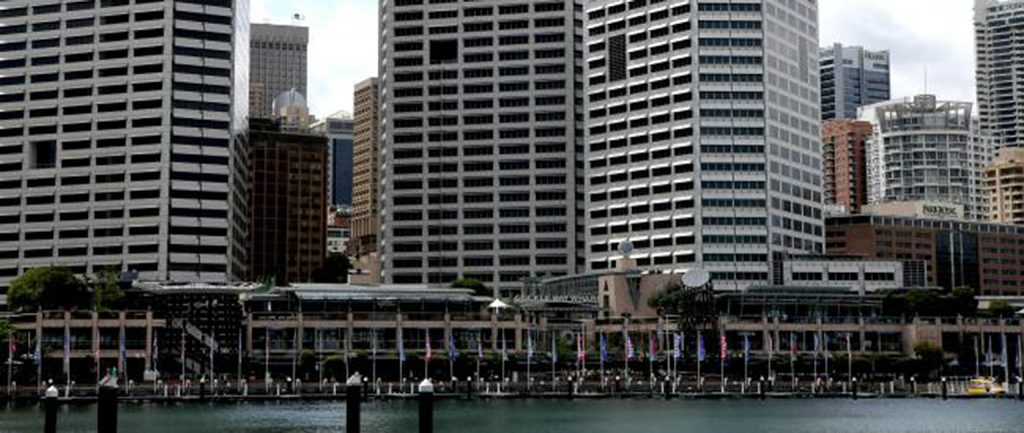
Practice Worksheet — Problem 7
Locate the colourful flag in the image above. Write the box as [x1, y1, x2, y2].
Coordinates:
[477, 334, 484, 359]
[34, 336, 41, 365]
[600, 334, 608, 363]
[63, 326, 71, 374]
[425, 331, 432, 361]
[673, 333, 682, 360]
[398, 331, 406, 362]
[813, 333, 820, 356]
[119, 326, 126, 374]
[767, 334, 773, 353]
[625, 333, 635, 360]
[743, 334, 750, 362]
[697, 335, 705, 362]
[649, 333, 658, 358]
[720, 334, 727, 361]
[448, 334, 457, 361]
[550, 333, 558, 362]
[790, 332, 797, 358]
[577, 334, 586, 362]
[152, 332, 158, 367]
[6, 334, 14, 363]
[372, 330, 378, 361]
[527, 331, 535, 362]
[501, 333, 508, 362]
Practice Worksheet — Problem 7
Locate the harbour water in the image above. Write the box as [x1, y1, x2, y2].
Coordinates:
[3, 399, 1024, 433]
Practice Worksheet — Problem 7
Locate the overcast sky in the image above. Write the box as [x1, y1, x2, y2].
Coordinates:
[251, 0, 977, 118]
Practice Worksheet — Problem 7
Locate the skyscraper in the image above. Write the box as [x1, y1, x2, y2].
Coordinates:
[310, 112, 354, 207]
[861, 95, 988, 220]
[0, 0, 251, 288]
[823, 120, 873, 214]
[352, 78, 379, 255]
[379, 0, 584, 293]
[984, 148, 1024, 225]
[584, 0, 824, 291]
[250, 23, 308, 119]
[819, 43, 891, 121]
[975, 0, 1024, 149]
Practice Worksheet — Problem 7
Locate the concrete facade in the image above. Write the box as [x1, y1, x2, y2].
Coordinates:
[352, 78, 379, 255]
[250, 23, 308, 119]
[584, 0, 825, 291]
[378, 0, 585, 293]
[975, 0, 1024, 149]
[819, 44, 891, 121]
[984, 148, 1024, 224]
[0, 0, 251, 288]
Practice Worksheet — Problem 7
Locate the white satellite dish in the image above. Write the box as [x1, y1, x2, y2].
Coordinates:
[682, 267, 711, 288]
[617, 240, 634, 258]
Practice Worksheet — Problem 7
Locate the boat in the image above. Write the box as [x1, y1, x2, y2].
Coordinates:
[966, 377, 1006, 395]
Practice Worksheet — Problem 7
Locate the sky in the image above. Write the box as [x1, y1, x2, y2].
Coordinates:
[251, 0, 977, 118]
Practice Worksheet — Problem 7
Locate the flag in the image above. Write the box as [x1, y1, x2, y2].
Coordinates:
[824, 334, 830, 359]
[152, 332, 158, 367]
[600, 334, 608, 363]
[577, 334, 586, 362]
[425, 331, 432, 361]
[477, 334, 483, 359]
[790, 332, 798, 358]
[550, 333, 558, 363]
[743, 334, 750, 362]
[673, 333, 682, 360]
[398, 331, 406, 362]
[766, 334, 773, 353]
[1001, 333, 1008, 369]
[697, 335, 705, 362]
[625, 333, 634, 360]
[501, 333, 508, 362]
[34, 336, 41, 365]
[720, 334, 727, 361]
[6, 334, 14, 363]
[527, 331, 535, 362]
[813, 333, 820, 356]
[448, 334, 457, 361]
[649, 333, 658, 359]
[119, 326, 126, 374]
[987, 335, 993, 367]
[846, 333, 853, 360]
[63, 327, 71, 374]
[371, 330, 378, 361]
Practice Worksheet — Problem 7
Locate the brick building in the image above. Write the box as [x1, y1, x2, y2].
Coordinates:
[823, 120, 873, 214]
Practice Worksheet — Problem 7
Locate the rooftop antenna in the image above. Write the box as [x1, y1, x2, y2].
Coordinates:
[923, 64, 928, 95]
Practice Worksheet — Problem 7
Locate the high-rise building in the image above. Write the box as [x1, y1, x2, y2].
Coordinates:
[984, 148, 1024, 224]
[250, 23, 308, 119]
[352, 78, 379, 255]
[975, 0, 1024, 149]
[379, 0, 584, 293]
[584, 0, 824, 291]
[823, 120, 873, 214]
[819, 43, 890, 121]
[0, 0, 251, 288]
[861, 95, 989, 220]
[249, 116, 328, 284]
[310, 112, 354, 207]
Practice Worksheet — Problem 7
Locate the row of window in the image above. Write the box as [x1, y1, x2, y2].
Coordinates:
[393, 207, 568, 220]
[393, 1, 566, 14]
[393, 80, 566, 98]
[392, 143, 566, 159]
[393, 238, 567, 253]
[391, 223, 568, 237]
[392, 175, 567, 190]
[391, 191, 568, 206]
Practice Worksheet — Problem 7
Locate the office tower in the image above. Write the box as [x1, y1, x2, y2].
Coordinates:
[819, 43, 891, 121]
[584, 0, 824, 291]
[352, 78, 379, 255]
[249, 116, 328, 284]
[985, 148, 1024, 224]
[379, 0, 584, 293]
[823, 120, 873, 214]
[0, 0, 250, 288]
[861, 95, 988, 220]
[250, 23, 308, 119]
[975, 0, 1024, 149]
[310, 111, 355, 207]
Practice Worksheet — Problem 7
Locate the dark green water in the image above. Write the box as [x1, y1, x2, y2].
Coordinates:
[3, 399, 1024, 433]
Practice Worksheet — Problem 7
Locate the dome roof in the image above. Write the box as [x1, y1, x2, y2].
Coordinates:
[272, 88, 308, 114]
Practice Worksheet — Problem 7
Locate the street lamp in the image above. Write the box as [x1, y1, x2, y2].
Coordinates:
[489, 298, 509, 384]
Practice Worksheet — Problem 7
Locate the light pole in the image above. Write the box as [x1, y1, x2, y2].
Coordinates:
[488, 298, 509, 384]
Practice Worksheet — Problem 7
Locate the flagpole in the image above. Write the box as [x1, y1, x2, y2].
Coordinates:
[790, 332, 796, 390]
[551, 332, 556, 392]
[823, 334, 828, 390]
[813, 332, 819, 393]
[697, 333, 703, 392]
[424, 329, 429, 380]
[974, 334, 980, 377]
[1018, 334, 1023, 383]
[846, 333, 853, 388]
[743, 334, 749, 392]
[265, 329, 270, 388]
[526, 330, 532, 393]
[6, 333, 12, 396]
[988, 334, 994, 378]
[720, 332, 725, 394]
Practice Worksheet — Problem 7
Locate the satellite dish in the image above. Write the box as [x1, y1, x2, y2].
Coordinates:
[617, 240, 634, 258]
[682, 267, 711, 288]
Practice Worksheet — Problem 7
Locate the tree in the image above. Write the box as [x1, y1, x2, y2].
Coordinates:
[312, 254, 350, 283]
[452, 279, 492, 297]
[987, 300, 1017, 318]
[299, 349, 317, 380]
[949, 286, 977, 317]
[89, 268, 125, 311]
[913, 341, 945, 378]
[649, 282, 717, 332]
[905, 289, 942, 316]
[7, 267, 90, 312]
[0, 319, 12, 340]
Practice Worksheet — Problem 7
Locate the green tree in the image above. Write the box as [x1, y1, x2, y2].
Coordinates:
[949, 286, 977, 317]
[299, 349, 317, 380]
[8, 267, 90, 312]
[452, 279, 492, 297]
[312, 254, 350, 283]
[905, 289, 942, 316]
[323, 354, 347, 380]
[0, 319, 13, 340]
[987, 300, 1018, 318]
[89, 268, 125, 311]
[913, 341, 945, 378]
